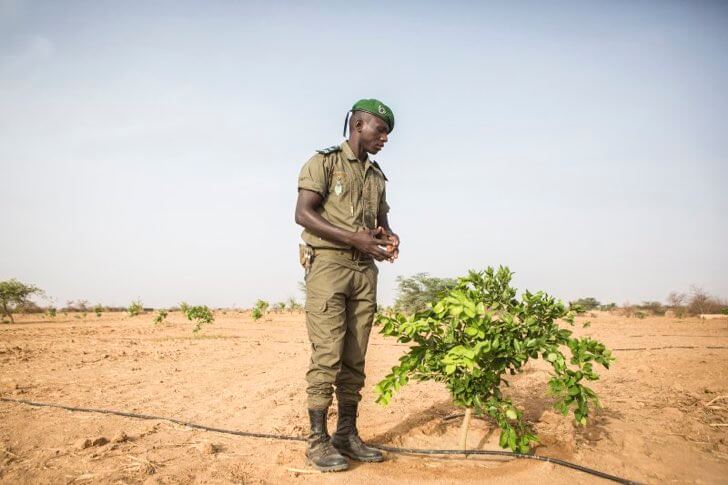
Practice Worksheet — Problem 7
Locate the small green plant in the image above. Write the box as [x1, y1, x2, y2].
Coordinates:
[273, 302, 286, 313]
[375, 267, 614, 453]
[47, 307, 57, 318]
[128, 300, 143, 317]
[185, 305, 213, 333]
[154, 309, 168, 325]
[251, 299, 269, 321]
[93, 304, 105, 318]
[179, 301, 190, 314]
[721, 308, 728, 316]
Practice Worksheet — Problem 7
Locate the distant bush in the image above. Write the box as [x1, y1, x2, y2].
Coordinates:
[570, 297, 601, 312]
[46, 307, 57, 318]
[93, 304, 105, 317]
[179, 301, 190, 314]
[286, 297, 302, 313]
[687, 286, 727, 315]
[251, 299, 269, 321]
[185, 305, 214, 333]
[394, 273, 457, 314]
[153, 309, 168, 325]
[598, 303, 617, 311]
[128, 300, 144, 317]
[638, 301, 665, 316]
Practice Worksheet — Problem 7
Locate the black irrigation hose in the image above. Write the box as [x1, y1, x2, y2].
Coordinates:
[1, 396, 641, 485]
[613, 345, 728, 351]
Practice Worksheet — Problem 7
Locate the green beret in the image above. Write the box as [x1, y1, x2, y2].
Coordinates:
[351, 98, 394, 133]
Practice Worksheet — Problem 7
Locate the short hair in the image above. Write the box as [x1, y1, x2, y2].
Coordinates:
[348, 110, 372, 135]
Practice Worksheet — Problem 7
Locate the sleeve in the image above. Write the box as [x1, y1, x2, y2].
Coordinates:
[297, 154, 328, 197]
[378, 182, 390, 215]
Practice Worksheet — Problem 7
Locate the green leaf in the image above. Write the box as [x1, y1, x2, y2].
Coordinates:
[546, 352, 558, 362]
[505, 409, 517, 420]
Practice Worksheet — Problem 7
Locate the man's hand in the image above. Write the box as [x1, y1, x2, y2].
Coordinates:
[380, 227, 400, 263]
[349, 227, 394, 261]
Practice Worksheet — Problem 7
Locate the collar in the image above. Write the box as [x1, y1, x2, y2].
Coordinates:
[341, 140, 369, 163]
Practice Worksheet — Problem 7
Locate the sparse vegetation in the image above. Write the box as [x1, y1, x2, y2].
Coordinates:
[128, 300, 144, 317]
[375, 267, 614, 453]
[286, 297, 302, 313]
[570, 297, 601, 312]
[179, 301, 190, 314]
[0, 279, 44, 324]
[46, 307, 57, 318]
[154, 309, 168, 325]
[93, 304, 105, 317]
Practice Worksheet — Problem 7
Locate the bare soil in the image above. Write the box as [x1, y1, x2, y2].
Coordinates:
[1, 311, 727, 484]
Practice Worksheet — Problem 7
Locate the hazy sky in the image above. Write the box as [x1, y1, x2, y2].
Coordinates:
[1, 0, 726, 308]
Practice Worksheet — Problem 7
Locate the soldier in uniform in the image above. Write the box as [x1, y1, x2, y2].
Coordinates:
[294, 98, 400, 472]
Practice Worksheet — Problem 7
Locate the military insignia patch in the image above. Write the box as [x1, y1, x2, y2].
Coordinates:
[316, 145, 342, 155]
[378, 105, 386, 115]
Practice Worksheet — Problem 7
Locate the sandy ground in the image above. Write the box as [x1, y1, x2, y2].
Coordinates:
[1, 310, 727, 484]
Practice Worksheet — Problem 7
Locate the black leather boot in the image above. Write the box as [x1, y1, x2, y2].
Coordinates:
[306, 408, 348, 472]
[331, 402, 384, 462]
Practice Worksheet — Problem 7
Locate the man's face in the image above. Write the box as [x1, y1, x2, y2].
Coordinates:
[357, 113, 390, 155]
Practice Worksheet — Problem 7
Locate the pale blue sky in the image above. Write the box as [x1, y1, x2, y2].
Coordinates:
[1, 0, 726, 308]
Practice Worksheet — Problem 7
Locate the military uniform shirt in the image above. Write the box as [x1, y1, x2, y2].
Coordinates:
[298, 140, 389, 249]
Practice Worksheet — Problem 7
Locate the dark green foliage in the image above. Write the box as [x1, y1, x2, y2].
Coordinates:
[570, 297, 601, 313]
[393, 273, 457, 314]
[375, 266, 614, 453]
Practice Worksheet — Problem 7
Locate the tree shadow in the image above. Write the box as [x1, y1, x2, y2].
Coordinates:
[367, 399, 453, 445]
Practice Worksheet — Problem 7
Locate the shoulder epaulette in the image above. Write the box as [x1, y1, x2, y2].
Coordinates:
[316, 145, 342, 155]
[372, 160, 388, 181]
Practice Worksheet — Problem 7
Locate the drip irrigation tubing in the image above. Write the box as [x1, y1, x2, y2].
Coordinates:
[1, 396, 641, 484]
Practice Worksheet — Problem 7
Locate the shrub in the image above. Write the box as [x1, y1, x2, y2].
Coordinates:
[93, 304, 105, 317]
[394, 273, 457, 314]
[273, 302, 286, 313]
[687, 286, 727, 315]
[0, 279, 44, 324]
[375, 266, 614, 453]
[179, 301, 190, 314]
[128, 300, 143, 317]
[46, 307, 57, 318]
[185, 305, 214, 333]
[153, 309, 168, 325]
[639, 301, 665, 316]
[570, 297, 601, 313]
[251, 299, 269, 321]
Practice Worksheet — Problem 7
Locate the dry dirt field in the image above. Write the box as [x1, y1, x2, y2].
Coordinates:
[1, 311, 727, 484]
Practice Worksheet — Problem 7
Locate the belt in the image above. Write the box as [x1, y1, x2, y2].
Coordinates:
[312, 247, 373, 262]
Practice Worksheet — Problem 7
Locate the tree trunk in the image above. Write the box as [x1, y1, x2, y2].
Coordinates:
[2, 303, 13, 324]
[458, 407, 473, 451]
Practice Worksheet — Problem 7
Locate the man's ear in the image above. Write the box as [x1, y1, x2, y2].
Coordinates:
[353, 117, 364, 133]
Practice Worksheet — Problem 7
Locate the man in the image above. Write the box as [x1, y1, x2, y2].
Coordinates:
[294, 98, 400, 472]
